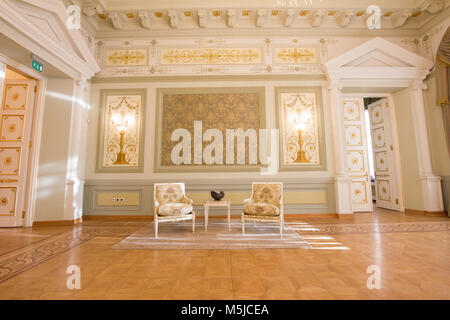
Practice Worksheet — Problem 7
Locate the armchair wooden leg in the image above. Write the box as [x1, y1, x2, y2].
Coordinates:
[242, 217, 245, 235]
[280, 220, 283, 237]
[155, 220, 158, 238]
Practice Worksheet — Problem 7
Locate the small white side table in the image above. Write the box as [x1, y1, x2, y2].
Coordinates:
[203, 200, 231, 231]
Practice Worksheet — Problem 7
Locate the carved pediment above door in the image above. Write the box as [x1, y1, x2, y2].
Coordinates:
[325, 37, 434, 88]
[0, 0, 99, 79]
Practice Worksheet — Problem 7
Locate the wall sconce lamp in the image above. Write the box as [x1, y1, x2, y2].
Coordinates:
[291, 109, 311, 163]
[111, 113, 129, 165]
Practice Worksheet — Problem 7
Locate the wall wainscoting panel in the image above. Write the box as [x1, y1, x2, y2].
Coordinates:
[96, 89, 146, 173]
[83, 178, 336, 216]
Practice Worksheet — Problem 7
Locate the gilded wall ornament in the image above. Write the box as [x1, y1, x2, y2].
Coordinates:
[105, 49, 148, 66]
[275, 48, 317, 64]
[100, 94, 142, 169]
[279, 92, 321, 165]
[160, 48, 262, 65]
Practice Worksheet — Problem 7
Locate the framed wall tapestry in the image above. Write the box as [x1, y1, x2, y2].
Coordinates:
[96, 89, 146, 173]
[275, 86, 327, 171]
[154, 87, 266, 172]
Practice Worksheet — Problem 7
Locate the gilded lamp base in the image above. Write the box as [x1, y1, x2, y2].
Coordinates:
[114, 130, 129, 165]
[295, 151, 309, 163]
[294, 129, 310, 163]
[114, 152, 129, 165]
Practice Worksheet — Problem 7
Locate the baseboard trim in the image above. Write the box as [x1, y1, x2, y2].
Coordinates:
[83, 215, 152, 221]
[33, 218, 83, 226]
[405, 209, 447, 217]
[338, 214, 354, 219]
[82, 213, 339, 221]
[286, 213, 339, 219]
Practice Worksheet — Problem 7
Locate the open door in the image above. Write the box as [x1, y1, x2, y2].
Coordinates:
[368, 98, 402, 211]
[342, 97, 373, 212]
[0, 78, 36, 227]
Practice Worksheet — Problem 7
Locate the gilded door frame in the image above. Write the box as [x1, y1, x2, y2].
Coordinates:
[343, 93, 405, 212]
[341, 95, 373, 212]
[0, 54, 47, 227]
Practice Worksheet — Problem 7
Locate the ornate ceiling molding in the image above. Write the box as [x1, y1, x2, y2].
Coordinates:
[78, 0, 450, 37]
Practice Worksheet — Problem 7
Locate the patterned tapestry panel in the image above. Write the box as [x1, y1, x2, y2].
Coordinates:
[102, 95, 141, 167]
[160, 91, 263, 166]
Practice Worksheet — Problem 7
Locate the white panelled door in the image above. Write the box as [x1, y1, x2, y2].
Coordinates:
[342, 97, 373, 212]
[0, 79, 36, 227]
[368, 98, 401, 211]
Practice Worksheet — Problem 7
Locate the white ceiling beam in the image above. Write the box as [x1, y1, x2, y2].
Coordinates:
[168, 10, 178, 28]
[256, 9, 266, 28]
[138, 11, 151, 29]
[108, 12, 123, 29]
[310, 9, 326, 28]
[420, 0, 446, 14]
[336, 9, 355, 28]
[81, 0, 105, 16]
[198, 9, 207, 28]
[391, 10, 413, 28]
[284, 8, 296, 27]
[227, 8, 236, 28]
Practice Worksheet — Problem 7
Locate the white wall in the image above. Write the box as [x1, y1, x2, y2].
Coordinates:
[424, 74, 450, 176]
[34, 78, 75, 221]
[393, 87, 425, 211]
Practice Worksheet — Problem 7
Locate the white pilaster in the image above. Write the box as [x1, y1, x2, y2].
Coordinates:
[328, 83, 353, 215]
[63, 79, 90, 221]
[410, 80, 444, 212]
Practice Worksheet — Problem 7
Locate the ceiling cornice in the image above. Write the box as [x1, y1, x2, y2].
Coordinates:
[93, 26, 438, 40]
[80, 0, 449, 39]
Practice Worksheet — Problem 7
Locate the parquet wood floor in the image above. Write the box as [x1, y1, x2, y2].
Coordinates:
[0, 208, 448, 300]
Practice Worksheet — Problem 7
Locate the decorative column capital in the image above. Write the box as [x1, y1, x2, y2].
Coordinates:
[75, 78, 89, 92]
[410, 79, 427, 91]
[328, 80, 343, 91]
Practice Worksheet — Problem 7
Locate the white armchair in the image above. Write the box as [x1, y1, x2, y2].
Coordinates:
[242, 182, 284, 236]
[153, 183, 195, 237]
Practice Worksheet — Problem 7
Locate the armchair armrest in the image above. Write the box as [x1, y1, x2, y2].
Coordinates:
[181, 196, 194, 205]
[154, 200, 160, 216]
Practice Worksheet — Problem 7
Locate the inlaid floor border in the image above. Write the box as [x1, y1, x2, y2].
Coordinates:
[291, 220, 450, 234]
[0, 226, 140, 283]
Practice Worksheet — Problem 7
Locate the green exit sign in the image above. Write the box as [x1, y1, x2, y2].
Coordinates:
[32, 60, 43, 72]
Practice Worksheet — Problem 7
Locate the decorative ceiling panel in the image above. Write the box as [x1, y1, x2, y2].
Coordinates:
[94, 37, 325, 77]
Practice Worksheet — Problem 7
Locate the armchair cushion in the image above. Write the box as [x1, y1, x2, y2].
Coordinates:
[243, 202, 280, 216]
[155, 184, 185, 205]
[253, 184, 282, 207]
[158, 203, 193, 216]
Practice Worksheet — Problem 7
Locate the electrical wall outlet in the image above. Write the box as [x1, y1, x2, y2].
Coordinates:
[97, 192, 140, 206]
